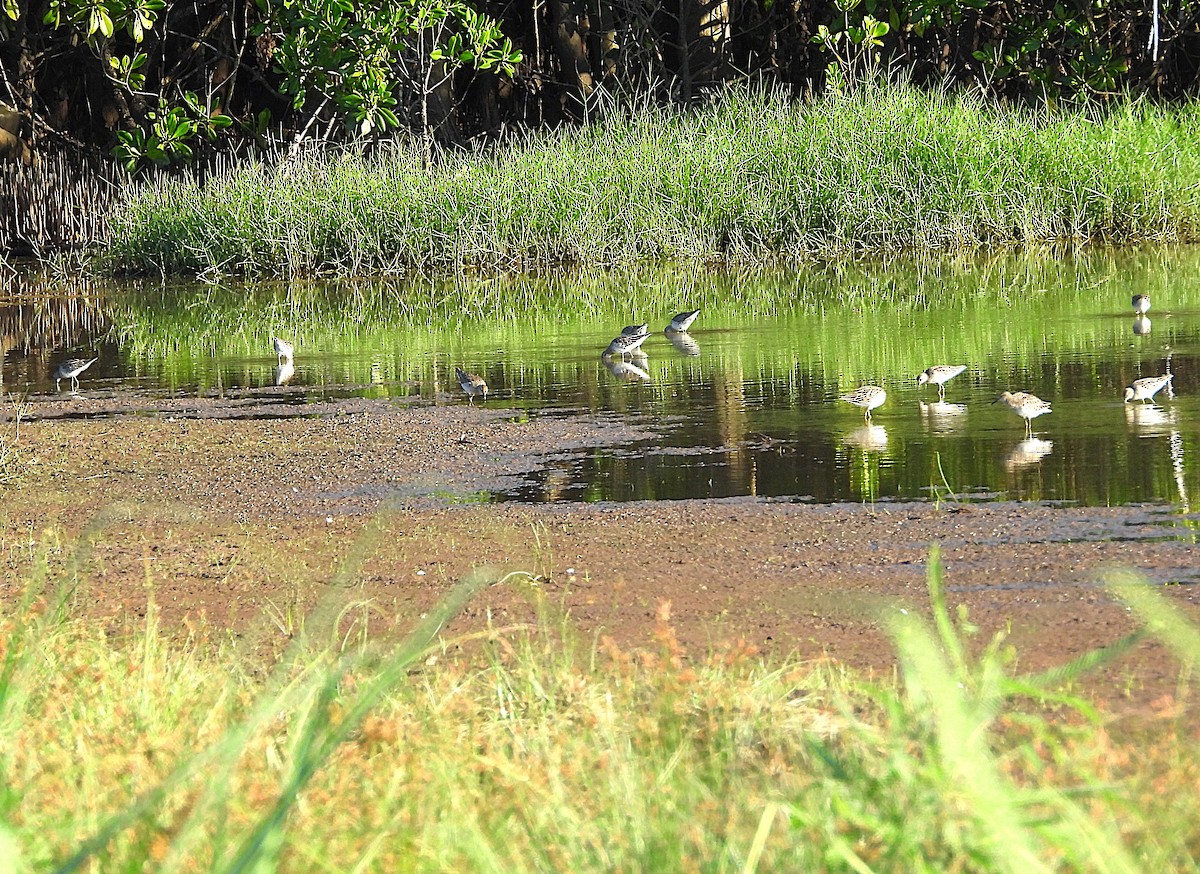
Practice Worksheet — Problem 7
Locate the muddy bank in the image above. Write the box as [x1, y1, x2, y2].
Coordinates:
[4, 394, 1199, 711]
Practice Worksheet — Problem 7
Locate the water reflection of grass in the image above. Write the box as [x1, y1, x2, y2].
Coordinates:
[8, 537, 1200, 870]
[104, 249, 1200, 393]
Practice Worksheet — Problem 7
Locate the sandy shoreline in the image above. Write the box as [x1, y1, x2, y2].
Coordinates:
[5, 394, 1198, 710]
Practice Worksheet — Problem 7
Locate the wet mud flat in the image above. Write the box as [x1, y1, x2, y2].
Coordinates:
[5, 391, 1200, 712]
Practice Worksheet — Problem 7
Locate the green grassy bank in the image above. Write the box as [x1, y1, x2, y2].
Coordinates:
[106, 86, 1200, 277]
[3, 543, 1200, 871]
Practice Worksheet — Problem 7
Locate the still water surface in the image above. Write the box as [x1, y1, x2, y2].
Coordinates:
[6, 249, 1200, 506]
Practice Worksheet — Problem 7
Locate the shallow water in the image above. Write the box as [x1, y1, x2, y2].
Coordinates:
[6, 249, 1200, 506]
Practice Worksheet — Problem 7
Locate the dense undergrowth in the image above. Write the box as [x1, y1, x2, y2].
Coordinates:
[105, 85, 1200, 278]
[2, 538, 1199, 871]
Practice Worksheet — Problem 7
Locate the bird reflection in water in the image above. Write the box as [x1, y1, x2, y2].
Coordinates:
[1124, 402, 1176, 435]
[275, 360, 295, 386]
[603, 357, 651, 382]
[918, 400, 967, 434]
[843, 424, 888, 451]
[1133, 315, 1152, 336]
[1005, 438, 1053, 471]
[666, 331, 700, 357]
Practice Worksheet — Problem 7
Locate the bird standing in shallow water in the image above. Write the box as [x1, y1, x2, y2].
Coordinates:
[1132, 294, 1151, 315]
[603, 325, 650, 359]
[1124, 374, 1172, 404]
[840, 385, 887, 420]
[53, 356, 97, 392]
[995, 391, 1052, 436]
[455, 367, 488, 403]
[666, 309, 700, 333]
[917, 364, 966, 399]
[273, 337, 294, 361]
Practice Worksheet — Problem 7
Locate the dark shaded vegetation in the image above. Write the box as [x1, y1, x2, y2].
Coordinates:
[1, 0, 1199, 167]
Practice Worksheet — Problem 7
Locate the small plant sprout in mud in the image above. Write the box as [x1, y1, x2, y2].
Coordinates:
[0, 394, 28, 484]
[930, 450, 958, 509]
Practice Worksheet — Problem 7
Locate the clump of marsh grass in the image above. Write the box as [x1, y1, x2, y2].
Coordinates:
[105, 84, 1200, 277]
[3, 535, 1200, 871]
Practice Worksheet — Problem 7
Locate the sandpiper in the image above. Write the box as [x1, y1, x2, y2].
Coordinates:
[603, 329, 650, 359]
[1132, 294, 1151, 315]
[455, 367, 489, 403]
[1124, 374, 1172, 404]
[666, 309, 700, 333]
[840, 385, 887, 420]
[273, 337, 294, 361]
[917, 364, 966, 398]
[53, 356, 97, 392]
[994, 391, 1052, 436]
[620, 323, 649, 337]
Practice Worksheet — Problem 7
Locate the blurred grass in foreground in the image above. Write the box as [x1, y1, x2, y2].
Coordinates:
[1, 536, 1199, 872]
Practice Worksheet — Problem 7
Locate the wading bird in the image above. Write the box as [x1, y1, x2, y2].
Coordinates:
[666, 309, 700, 333]
[840, 385, 887, 420]
[1124, 374, 1172, 404]
[994, 391, 1052, 436]
[1132, 294, 1151, 315]
[603, 325, 650, 359]
[917, 364, 967, 399]
[455, 367, 489, 403]
[53, 356, 97, 393]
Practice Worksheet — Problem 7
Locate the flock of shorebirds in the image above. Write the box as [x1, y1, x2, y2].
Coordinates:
[451, 308, 702, 403]
[47, 295, 1172, 428]
[840, 292, 1173, 436]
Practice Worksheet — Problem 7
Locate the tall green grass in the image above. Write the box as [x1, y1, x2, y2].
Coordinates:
[105, 85, 1200, 277]
[3, 531, 1200, 870]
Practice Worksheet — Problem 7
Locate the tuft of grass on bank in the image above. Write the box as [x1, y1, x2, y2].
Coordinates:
[105, 85, 1200, 276]
[3, 537, 1200, 871]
